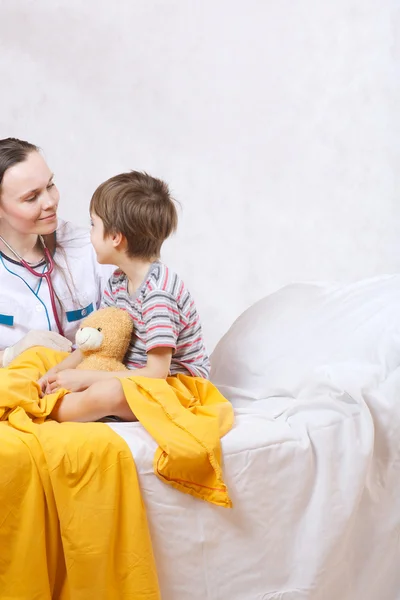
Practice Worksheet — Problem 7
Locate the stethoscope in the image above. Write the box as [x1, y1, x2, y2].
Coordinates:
[0, 234, 64, 336]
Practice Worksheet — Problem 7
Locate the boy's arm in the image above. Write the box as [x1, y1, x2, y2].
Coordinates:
[55, 349, 84, 371]
[118, 347, 173, 379]
[38, 350, 83, 395]
[47, 286, 177, 394]
[46, 347, 173, 393]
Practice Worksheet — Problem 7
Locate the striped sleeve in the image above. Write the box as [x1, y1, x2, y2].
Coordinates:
[100, 276, 116, 309]
[142, 289, 181, 352]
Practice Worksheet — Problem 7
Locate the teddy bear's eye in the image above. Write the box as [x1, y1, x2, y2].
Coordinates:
[97, 327, 102, 332]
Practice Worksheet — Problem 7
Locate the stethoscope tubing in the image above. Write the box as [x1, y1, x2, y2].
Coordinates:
[0, 234, 64, 336]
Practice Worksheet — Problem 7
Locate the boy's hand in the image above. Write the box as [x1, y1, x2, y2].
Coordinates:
[37, 366, 60, 397]
[46, 369, 93, 394]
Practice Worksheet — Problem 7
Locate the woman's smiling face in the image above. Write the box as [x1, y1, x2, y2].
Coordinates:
[0, 150, 59, 236]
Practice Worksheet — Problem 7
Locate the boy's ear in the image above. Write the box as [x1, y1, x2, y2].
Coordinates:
[111, 231, 125, 248]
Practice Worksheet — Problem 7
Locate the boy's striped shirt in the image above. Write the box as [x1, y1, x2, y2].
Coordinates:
[101, 261, 210, 378]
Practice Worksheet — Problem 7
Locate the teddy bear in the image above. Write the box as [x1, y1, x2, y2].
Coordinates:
[75, 306, 133, 371]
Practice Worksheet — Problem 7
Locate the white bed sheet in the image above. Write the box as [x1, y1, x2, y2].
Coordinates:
[108, 363, 400, 600]
[108, 276, 400, 599]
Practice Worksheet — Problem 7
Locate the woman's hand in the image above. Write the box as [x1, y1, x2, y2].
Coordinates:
[3, 330, 72, 367]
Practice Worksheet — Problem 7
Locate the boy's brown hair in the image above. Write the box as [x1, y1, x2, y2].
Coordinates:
[90, 171, 178, 259]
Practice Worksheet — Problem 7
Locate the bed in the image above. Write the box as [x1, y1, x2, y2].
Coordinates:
[109, 275, 400, 600]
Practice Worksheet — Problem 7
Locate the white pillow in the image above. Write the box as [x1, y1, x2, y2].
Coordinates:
[210, 276, 400, 405]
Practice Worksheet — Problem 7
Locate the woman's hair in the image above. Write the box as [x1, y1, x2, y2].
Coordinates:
[0, 137, 57, 255]
[0, 138, 39, 192]
[0, 137, 78, 315]
[90, 170, 178, 259]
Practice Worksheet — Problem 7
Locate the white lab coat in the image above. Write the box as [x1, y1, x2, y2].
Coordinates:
[0, 220, 113, 350]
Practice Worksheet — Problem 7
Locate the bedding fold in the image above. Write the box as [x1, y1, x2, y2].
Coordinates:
[119, 373, 234, 507]
[0, 347, 160, 600]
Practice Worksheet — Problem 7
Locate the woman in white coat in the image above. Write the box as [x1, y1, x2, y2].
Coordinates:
[0, 137, 110, 367]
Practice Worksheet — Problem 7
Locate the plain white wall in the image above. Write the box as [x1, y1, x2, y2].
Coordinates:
[0, 0, 399, 351]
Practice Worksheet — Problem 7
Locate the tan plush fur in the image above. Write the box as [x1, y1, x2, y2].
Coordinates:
[75, 307, 133, 371]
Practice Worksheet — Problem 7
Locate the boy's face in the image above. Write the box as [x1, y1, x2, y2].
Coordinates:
[90, 213, 115, 264]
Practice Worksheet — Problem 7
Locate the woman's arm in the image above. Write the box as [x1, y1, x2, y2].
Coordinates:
[2, 330, 72, 367]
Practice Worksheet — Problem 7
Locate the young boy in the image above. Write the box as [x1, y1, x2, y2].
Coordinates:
[43, 171, 210, 422]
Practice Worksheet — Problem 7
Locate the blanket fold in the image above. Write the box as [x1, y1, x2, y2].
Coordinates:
[119, 374, 234, 507]
[0, 348, 159, 600]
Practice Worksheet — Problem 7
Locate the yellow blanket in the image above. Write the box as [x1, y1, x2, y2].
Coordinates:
[0, 348, 159, 600]
[119, 374, 233, 508]
[0, 347, 233, 599]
